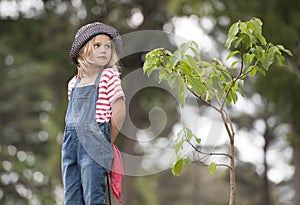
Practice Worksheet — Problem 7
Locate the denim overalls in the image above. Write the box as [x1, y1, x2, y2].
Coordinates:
[62, 71, 113, 205]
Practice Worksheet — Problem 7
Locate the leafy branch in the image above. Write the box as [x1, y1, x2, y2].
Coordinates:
[143, 17, 292, 205]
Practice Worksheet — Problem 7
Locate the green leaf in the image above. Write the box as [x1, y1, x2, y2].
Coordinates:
[170, 50, 182, 68]
[165, 72, 178, 88]
[177, 76, 188, 107]
[276, 45, 293, 56]
[251, 17, 263, 35]
[283, 49, 293, 56]
[256, 34, 267, 45]
[172, 159, 184, 176]
[143, 48, 167, 76]
[226, 50, 239, 61]
[184, 158, 191, 165]
[274, 52, 286, 67]
[165, 49, 173, 56]
[261, 54, 273, 70]
[188, 77, 206, 97]
[249, 53, 255, 63]
[242, 65, 252, 76]
[236, 86, 245, 97]
[201, 61, 212, 67]
[232, 37, 243, 48]
[180, 42, 189, 54]
[268, 46, 278, 59]
[256, 66, 267, 76]
[251, 18, 266, 45]
[239, 22, 248, 35]
[175, 140, 183, 155]
[236, 79, 244, 87]
[250, 66, 257, 76]
[228, 21, 240, 38]
[243, 53, 250, 65]
[242, 34, 252, 48]
[226, 87, 239, 105]
[143, 53, 155, 73]
[209, 162, 217, 174]
[232, 92, 238, 103]
[184, 127, 193, 142]
[225, 21, 240, 49]
[195, 137, 201, 144]
[205, 90, 213, 101]
[189, 43, 202, 62]
[225, 40, 232, 50]
[186, 55, 198, 71]
[251, 46, 264, 61]
[226, 95, 232, 106]
[218, 66, 233, 80]
[158, 69, 166, 83]
[231, 60, 239, 68]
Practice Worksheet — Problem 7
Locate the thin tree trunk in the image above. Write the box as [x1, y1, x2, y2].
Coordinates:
[229, 137, 236, 205]
[221, 111, 236, 205]
[221, 110, 236, 205]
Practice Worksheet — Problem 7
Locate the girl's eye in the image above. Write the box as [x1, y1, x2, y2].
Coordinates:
[94, 44, 100, 48]
[104, 44, 111, 49]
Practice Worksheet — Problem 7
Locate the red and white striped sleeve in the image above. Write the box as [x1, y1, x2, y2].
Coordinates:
[67, 76, 78, 100]
[102, 68, 125, 105]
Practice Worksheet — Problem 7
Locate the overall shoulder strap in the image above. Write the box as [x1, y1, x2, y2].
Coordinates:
[94, 70, 104, 87]
[73, 76, 81, 88]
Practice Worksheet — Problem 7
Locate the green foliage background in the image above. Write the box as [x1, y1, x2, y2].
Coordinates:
[0, 0, 299, 204]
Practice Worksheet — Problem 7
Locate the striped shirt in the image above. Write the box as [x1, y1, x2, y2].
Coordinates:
[68, 68, 125, 123]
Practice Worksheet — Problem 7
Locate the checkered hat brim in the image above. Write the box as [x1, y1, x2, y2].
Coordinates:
[70, 22, 122, 65]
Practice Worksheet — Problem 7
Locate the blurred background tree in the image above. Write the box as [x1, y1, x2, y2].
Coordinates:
[0, 0, 298, 205]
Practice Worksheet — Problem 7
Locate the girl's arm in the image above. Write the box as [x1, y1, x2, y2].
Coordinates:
[110, 97, 126, 143]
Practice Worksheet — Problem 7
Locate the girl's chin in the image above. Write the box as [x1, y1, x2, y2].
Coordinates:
[95, 61, 109, 67]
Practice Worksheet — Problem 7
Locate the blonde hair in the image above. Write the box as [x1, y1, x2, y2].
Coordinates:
[77, 35, 120, 77]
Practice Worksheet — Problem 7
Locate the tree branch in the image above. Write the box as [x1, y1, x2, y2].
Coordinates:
[185, 136, 232, 159]
[221, 46, 245, 111]
[192, 160, 232, 170]
[187, 87, 222, 114]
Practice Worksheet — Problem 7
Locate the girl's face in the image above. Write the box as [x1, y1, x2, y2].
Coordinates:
[92, 34, 112, 67]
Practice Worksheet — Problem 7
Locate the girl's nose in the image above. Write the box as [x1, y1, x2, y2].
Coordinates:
[100, 47, 106, 53]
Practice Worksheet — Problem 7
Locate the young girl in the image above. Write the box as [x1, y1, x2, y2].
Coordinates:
[62, 22, 125, 205]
